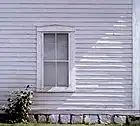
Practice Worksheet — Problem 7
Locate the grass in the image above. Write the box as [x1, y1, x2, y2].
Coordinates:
[0, 124, 139, 126]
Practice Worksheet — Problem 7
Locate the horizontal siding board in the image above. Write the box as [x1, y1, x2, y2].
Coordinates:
[76, 40, 132, 44]
[0, 34, 35, 38]
[77, 79, 132, 84]
[76, 76, 131, 79]
[0, 62, 36, 66]
[0, 48, 36, 52]
[0, 9, 132, 14]
[77, 27, 132, 30]
[0, 18, 132, 23]
[76, 44, 132, 49]
[76, 36, 132, 40]
[0, 35, 133, 39]
[76, 68, 132, 72]
[76, 80, 132, 83]
[0, 13, 132, 18]
[76, 54, 132, 58]
[76, 35, 132, 39]
[34, 92, 132, 97]
[0, 85, 35, 88]
[31, 109, 139, 115]
[76, 56, 132, 59]
[0, 70, 36, 75]
[0, 22, 132, 27]
[76, 89, 132, 93]
[76, 64, 132, 67]
[34, 96, 132, 101]
[1, 96, 133, 102]
[0, 0, 132, 4]
[76, 69, 132, 72]
[0, 4, 132, 9]
[76, 62, 132, 65]
[76, 58, 132, 62]
[0, 66, 36, 70]
[0, 57, 36, 61]
[33, 101, 132, 106]
[32, 105, 131, 109]
[76, 31, 132, 35]
[76, 72, 132, 76]
[0, 39, 36, 43]
[0, 53, 36, 57]
[76, 84, 132, 88]
[0, 30, 36, 34]
[0, 91, 131, 98]
[32, 105, 132, 109]
[0, 79, 36, 83]
[0, 44, 36, 48]
[0, 30, 132, 35]
[0, 98, 132, 104]
[0, 26, 35, 29]
[31, 106, 132, 110]
[76, 84, 132, 87]
[0, 75, 36, 79]
[76, 48, 132, 53]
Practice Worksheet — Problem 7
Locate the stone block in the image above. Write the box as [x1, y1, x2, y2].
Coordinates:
[99, 115, 111, 124]
[60, 115, 70, 124]
[72, 115, 83, 124]
[38, 115, 46, 123]
[28, 115, 37, 122]
[114, 115, 126, 124]
[49, 114, 59, 123]
[84, 115, 98, 124]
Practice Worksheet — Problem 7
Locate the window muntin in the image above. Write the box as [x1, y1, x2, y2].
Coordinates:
[44, 33, 69, 87]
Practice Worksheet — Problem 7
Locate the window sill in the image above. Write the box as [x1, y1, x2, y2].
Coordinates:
[36, 87, 76, 93]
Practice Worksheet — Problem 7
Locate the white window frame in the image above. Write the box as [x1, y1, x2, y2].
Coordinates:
[36, 24, 76, 92]
[133, 0, 140, 110]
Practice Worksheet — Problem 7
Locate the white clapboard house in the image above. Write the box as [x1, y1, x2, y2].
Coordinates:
[0, 0, 140, 115]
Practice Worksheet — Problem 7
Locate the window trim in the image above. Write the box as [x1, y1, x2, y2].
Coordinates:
[36, 24, 76, 92]
[133, 0, 140, 110]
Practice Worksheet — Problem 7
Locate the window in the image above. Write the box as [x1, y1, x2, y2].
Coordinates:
[36, 25, 75, 92]
[44, 33, 69, 87]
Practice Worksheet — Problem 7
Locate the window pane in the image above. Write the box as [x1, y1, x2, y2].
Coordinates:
[44, 33, 55, 60]
[57, 62, 68, 87]
[57, 33, 68, 60]
[44, 62, 56, 87]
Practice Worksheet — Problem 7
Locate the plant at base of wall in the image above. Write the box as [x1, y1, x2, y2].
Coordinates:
[2, 85, 33, 123]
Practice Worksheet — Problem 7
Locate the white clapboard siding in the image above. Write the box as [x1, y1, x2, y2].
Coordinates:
[76, 53, 132, 58]
[0, 4, 132, 9]
[0, 22, 132, 27]
[0, 44, 36, 48]
[0, 53, 36, 57]
[0, 31, 36, 35]
[0, 13, 132, 18]
[0, 70, 36, 75]
[0, 18, 132, 22]
[0, 48, 36, 52]
[0, 39, 36, 43]
[0, 0, 133, 113]
[0, 0, 132, 4]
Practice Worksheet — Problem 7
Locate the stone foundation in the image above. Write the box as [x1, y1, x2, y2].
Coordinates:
[27, 114, 140, 124]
